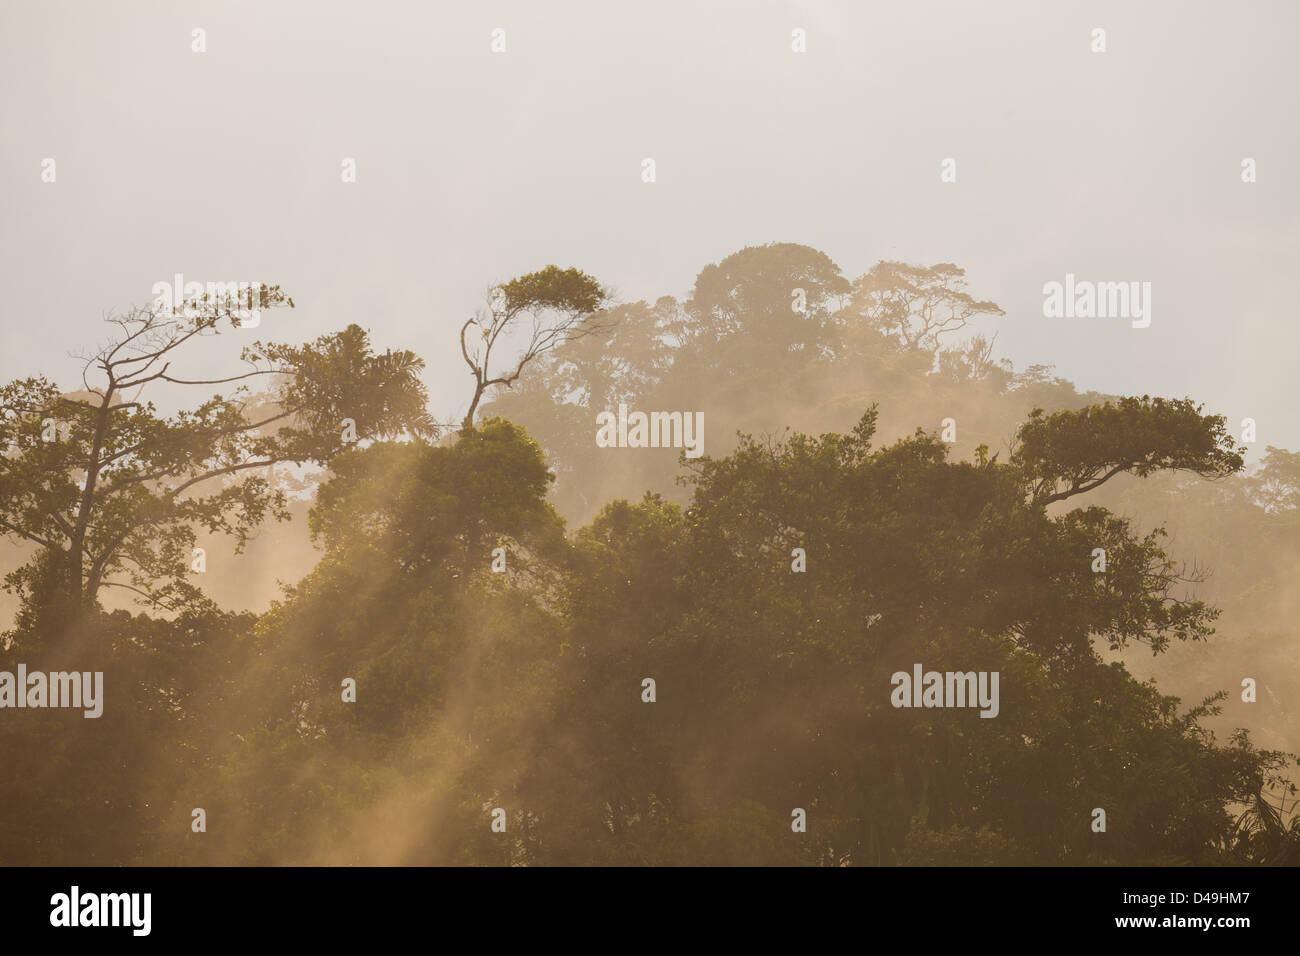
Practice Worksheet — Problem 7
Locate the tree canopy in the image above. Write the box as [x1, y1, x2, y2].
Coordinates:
[0, 303, 433, 642]
[1, 249, 1295, 867]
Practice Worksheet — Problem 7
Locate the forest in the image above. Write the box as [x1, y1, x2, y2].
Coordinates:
[1, 242, 1296, 866]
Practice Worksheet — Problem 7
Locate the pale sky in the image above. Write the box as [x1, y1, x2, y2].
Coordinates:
[2, 0, 1297, 450]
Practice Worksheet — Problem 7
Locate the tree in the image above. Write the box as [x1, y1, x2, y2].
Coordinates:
[676, 242, 850, 371]
[459, 265, 610, 432]
[0, 300, 435, 633]
[163, 418, 570, 865]
[1246, 445, 1300, 515]
[625, 405, 1291, 863]
[848, 260, 1004, 352]
[482, 298, 680, 520]
[1012, 396, 1244, 506]
[936, 332, 1014, 388]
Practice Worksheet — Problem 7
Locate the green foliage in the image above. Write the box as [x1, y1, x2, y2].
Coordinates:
[0, 314, 432, 628]
[126, 402, 1286, 867]
[480, 247, 1026, 524]
[899, 824, 1027, 866]
[1013, 397, 1245, 505]
[460, 267, 610, 431]
[499, 265, 605, 317]
[2, 250, 1295, 867]
[250, 323, 438, 456]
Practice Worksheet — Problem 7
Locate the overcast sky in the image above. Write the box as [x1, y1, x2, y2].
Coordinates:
[2, 0, 1296, 451]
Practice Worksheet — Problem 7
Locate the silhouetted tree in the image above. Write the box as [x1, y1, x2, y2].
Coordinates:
[0, 300, 433, 632]
[459, 265, 610, 431]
